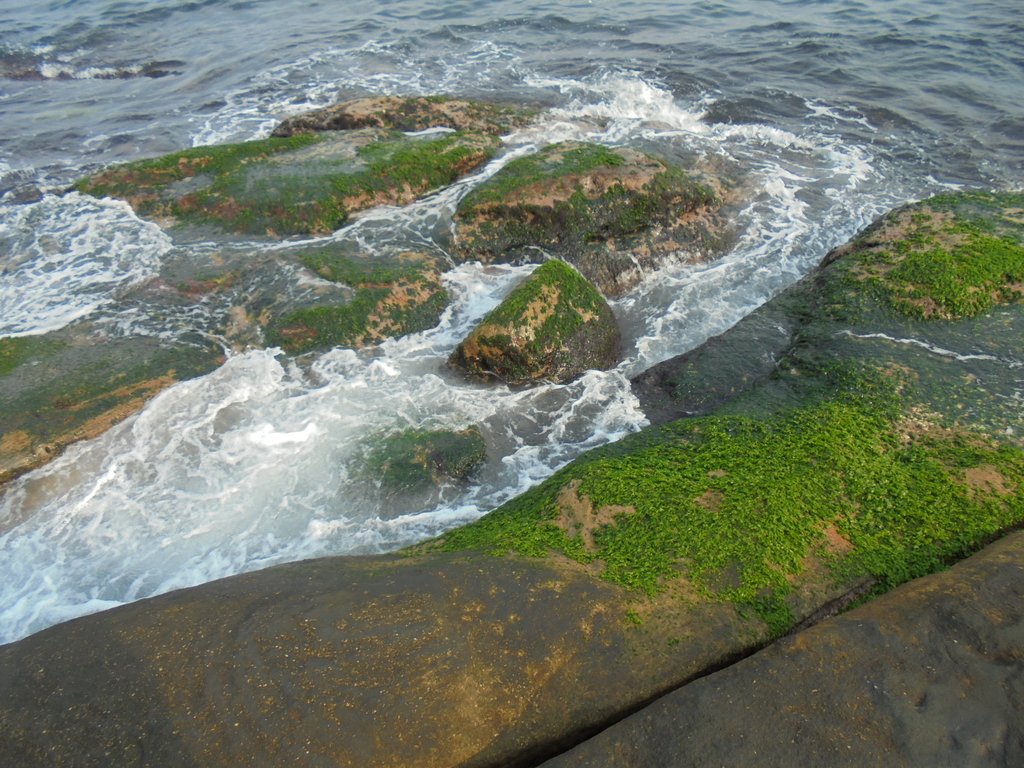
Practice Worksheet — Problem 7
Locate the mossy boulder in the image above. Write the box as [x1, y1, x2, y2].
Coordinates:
[75, 129, 499, 236]
[272, 95, 535, 138]
[449, 259, 620, 385]
[0, 332, 222, 485]
[264, 247, 449, 353]
[363, 426, 487, 495]
[453, 142, 725, 296]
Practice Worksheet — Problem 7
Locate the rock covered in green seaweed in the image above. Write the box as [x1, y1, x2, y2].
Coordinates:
[271, 95, 535, 138]
[449, 259, 620, 385]
[827, 190, 1024, 320]
[264, 247, 449, 353]
[75, 129, 499, 236]
[453, 142, 724, 296]
[364, 426, 487, 494]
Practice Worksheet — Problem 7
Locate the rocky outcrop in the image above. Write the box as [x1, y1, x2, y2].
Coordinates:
[449, 259, 620, 385]
[542, 529, 1024, 768]
[271, 95, 534, 138]
[75, 128, 499, 236]
[453, 141, 727, 296]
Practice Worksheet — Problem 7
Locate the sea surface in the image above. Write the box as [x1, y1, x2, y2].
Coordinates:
[0, 0, 1021, 644]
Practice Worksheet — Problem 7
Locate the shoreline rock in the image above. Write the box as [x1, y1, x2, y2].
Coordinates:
[271, 95, 535, 138]
[542, 529, 1024, 767]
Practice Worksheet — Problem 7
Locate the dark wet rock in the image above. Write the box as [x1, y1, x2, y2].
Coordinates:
[363, 426, 487, 494]
[74, 128, 499, 236]
[449, 259, 620, 385]
[542, 530, 1024, 768]
[0, 332, 222, 485]
[271, 95, 535, 138]
[264, 246, 449, 353]
[453, 141, 727, 296]
[0, 552, 772, 768]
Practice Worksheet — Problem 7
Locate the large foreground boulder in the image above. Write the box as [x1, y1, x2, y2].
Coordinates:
[449, 259, 621, 385]
[453, 141, 726, 296]
[543, 529, 1024, 767]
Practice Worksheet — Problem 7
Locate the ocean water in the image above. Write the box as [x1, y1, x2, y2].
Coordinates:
[0, 0, 1020, 643]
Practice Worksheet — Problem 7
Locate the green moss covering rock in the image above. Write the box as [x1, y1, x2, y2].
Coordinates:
[75, 129, 499, 236]
[265, 247, 449, 353]
[363, 426, 487, 494]
[453, 142, 725, 296]
[828, 189, 1024, 320]
[0, 331, 222, 485]
[449, 259, 620, 385]
[271, 95, 535, 138]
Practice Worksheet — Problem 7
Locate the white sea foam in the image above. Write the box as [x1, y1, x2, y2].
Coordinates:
[0, 193, 171, 337]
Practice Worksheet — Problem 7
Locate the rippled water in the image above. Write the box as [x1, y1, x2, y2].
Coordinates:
[0, 0, 1020, 643]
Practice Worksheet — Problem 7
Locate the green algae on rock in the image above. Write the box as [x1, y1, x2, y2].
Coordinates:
[271, 95, 535, 138]
[75, 129, 499, 236]
[826, 190, 1024, 321]
[449, 259, 620, 385]
[364, 426, 487, 494]
[453, 142, 724, 296]
[0, 332, 222, 485]
[265, 248, 449, 353]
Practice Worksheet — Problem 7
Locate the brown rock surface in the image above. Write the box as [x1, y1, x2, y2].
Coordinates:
[0, 552, 769, 768]
[271, 95, 533, 138]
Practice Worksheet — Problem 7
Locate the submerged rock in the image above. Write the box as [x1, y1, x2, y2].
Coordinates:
[363, 426, 487, 494]
[265, 246, 449, 353]
[453, 141, 726, 296]
[75, 128, 499, 236]
[0, 332, 222, 485]
[271, 95, 535, 138]
[449, 259, 620, 385]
